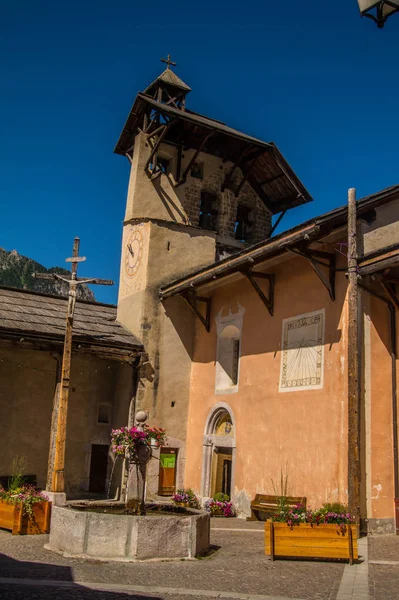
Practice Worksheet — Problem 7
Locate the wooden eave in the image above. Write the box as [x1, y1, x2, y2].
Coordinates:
[358, 244, 399, 276]
[0, 286, 143, 362]
[159, 184, 399, 299]
[0, 328, 142, 363]
[114, 94, 312, 215]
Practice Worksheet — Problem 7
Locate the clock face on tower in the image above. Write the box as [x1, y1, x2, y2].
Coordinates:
[124, 229, 144, 277]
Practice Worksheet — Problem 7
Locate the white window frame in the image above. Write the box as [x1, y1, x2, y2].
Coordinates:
[215, 305, 245, 395]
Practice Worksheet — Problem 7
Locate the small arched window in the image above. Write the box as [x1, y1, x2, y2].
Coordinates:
[215, 324, 241, 394]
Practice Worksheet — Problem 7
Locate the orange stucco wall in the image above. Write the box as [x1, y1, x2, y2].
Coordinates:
[368, 297, 396, 520]
[185, 255, 350, 514]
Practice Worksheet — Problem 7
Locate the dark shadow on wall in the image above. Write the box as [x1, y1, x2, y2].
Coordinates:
[0, 551, 162, 599]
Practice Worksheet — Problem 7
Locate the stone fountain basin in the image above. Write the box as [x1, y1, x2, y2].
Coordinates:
[46, 504, 210, 561]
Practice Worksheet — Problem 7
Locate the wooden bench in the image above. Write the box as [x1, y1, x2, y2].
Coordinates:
[247, 494, 307, 521]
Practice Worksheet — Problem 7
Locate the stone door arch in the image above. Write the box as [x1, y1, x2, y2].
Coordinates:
[201, 403, 236, 499]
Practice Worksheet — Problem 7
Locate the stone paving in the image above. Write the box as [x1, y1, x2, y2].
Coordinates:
[368, 535, 399, 600]
[0, 520, 397, 599]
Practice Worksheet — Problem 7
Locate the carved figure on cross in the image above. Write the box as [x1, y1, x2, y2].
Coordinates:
[161, 54, 176, 70]
[33, 237, 114, 494]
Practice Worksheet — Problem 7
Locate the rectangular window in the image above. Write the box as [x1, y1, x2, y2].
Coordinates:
[97, 404, 111, 424]
[235, 205, 253, 242]
[191, 161, 204, 180]
[199, 191, 218, 230]
[157, 156, 170, 174]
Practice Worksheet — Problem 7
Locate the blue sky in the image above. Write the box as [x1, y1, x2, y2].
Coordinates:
[1, 0, 398, 304]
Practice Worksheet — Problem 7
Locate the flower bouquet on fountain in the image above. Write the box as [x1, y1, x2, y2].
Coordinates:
[111, 424, 166, 461]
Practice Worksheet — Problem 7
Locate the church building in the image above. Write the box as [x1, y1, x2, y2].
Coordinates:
[1, 61, 398, 535]
[114, 61, 399, 534]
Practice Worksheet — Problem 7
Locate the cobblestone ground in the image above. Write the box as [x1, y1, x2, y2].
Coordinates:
[368, 535, 399, 600]
[0, 521, 346, 600]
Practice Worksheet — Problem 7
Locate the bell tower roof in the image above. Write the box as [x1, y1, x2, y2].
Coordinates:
[145, 67, 191, 96]
[143, 55, 191, 108]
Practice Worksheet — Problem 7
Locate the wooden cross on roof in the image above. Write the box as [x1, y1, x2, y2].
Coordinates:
[33, 237, 114, 494]
[161, 54, 176, 70]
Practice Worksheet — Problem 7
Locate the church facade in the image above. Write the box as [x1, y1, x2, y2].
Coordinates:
[115, 64, 399, 534]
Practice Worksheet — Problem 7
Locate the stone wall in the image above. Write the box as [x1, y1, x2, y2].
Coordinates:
[123, 134, 272, 248]
[0, 345, 132, 496]
[181, 150, 272, 245]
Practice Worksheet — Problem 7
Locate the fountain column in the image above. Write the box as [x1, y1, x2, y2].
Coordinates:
[126, 411, 152, 514]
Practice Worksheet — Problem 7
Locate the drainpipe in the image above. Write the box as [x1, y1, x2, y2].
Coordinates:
[389, 304, 399, 534]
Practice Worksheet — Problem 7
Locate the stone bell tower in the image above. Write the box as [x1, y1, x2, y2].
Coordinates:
[114, 58, 311, 497]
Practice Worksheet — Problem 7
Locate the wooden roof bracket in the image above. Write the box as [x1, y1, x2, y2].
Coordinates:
[289, 247, 336, 301]
[144, 123, 170, 173]
[268, 209, 287, 238]
[181, 290, 212, 332]
[380, 280, 399, 310]
[221, 147, 250, 192]
[175, 130, 214, 187]
[234, 154, 261, 198]
[242, 269, 274, 316]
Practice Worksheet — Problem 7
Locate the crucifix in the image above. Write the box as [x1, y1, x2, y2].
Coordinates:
[161, 54, 176, 70]
[34, 237, 114, 493]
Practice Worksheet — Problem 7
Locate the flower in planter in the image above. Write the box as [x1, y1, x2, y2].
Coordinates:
[111, 425, 166, 461]
[172, 488, 200, 509]
[0, 484, 49, 518]
[272, 502, 355, 532]
[205, 497, 236, 517]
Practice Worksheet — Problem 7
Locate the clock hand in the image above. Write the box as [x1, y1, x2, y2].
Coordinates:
[127, 243, 134, 258]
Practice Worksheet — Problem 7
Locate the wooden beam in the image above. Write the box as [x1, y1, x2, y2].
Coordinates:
[244, 174, 274, 213]
[221, 147, 250, 192]
[146, 124, 167, 140]
[289, 247, 336, 301]
[381, 281, 399, 311]
[347, 187, 360, 528]
[243, 270, 274, 316]
[358, 247, 399, 275]
[181, 291, 212, 332]
[144, 122, 172, 172]
[259, 173, 285, 186]
[234, 155, 260, 198]
[268, 210, 287, 238]
[176, 131, 214, 187]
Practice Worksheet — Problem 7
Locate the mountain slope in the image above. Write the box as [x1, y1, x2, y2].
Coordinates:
[0, 248, 95, 301]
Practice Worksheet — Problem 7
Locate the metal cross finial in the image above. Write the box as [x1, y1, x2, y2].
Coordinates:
[161, 54, 176, 70]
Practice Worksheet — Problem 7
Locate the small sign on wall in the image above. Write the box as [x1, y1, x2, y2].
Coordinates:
[279, 309, 325, 392]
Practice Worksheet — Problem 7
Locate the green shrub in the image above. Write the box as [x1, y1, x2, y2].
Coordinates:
[322, 502, 349, 514]
[213, 492, 230, 502]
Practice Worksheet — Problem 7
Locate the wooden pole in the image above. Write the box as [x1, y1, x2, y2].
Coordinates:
[46, 354, 62, 491]
[34, 237, 114, 494]
[347, 188, 361, 526]
[51, 238, 79, 492]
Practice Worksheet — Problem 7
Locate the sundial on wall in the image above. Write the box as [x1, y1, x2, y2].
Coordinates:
[279, 309, 325, 392]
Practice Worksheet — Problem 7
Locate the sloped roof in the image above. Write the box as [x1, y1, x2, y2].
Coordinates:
[115, 94, 312, 214]
[145, 68, 191, 94]
[160, 184, 399, 298]
[0, 287, 142, 352]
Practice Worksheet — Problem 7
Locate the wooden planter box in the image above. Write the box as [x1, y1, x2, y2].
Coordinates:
[265, 521, 358, 565]
[0, 500, 51, 535]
